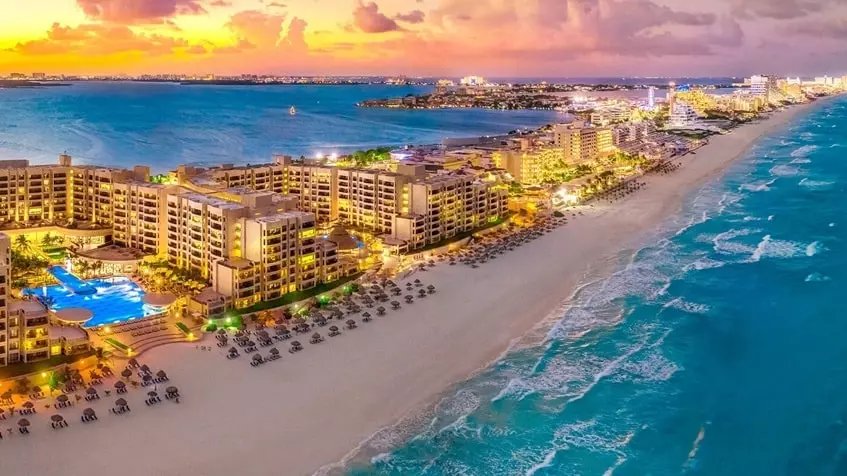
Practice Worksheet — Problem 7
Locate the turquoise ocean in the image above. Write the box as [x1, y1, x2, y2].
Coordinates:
[348, 97, 847, 476]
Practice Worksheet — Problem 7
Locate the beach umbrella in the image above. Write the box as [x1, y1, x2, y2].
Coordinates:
[247, 340, 256, 347]
[121, 369, 132, 379]
[362, 312, 371, 319]
[142, 375, 152, 383]
[291, 341, 302, 348]
[140, 364, 151, 373]
[18, 419, 30, 427]
[147, 391, 158, 398]
[115, 398, 128, 407]
[50, 415, 65, 423]
[32, 386, 41, 394]
[57, 394, 69, 403]
[217, 329, 226, 335]
[114, 381, 126, 389]
[252, 354, 263, 362]
[166, 386, 178, 395]
[128, 358, 138, 367]
[83, 408, 96, 418]
[311, 333, 321, 339]
[346, 320, 355, 326]
[86, 387, 97, 395]
[22, 401, 34, 409]
[156, 370, 167, 379]
[329, 326, 339, 332]
[269, 348, 279, 355]
[391, 301, 400, 309]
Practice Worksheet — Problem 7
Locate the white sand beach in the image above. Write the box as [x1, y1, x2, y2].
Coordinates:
[0, 101, 824, 476]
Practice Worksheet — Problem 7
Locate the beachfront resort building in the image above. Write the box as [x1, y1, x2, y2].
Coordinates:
[668, 101, 701, 129]
[553, 123, 615, 164]
[113, 182, 175, 255]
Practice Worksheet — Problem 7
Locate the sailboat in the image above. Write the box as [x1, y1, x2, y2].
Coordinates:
[289, 106, 296, 115]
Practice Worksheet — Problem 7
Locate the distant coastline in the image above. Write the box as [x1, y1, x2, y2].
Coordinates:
[0, 80, 71, 89]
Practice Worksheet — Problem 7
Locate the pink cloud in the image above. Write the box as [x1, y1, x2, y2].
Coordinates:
[75, 0, 208, 24]
[352, 1, 401, 33]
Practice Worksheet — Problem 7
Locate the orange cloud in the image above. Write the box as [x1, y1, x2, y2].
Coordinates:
[7, 22, 198, 56]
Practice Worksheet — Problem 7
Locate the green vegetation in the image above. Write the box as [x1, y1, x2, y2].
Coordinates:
[68, 259, 105, 279]
[231, 273, 364, 316]
[349, 147, 392, 167]
[0, 351, 96, 380]
[105, 338, 130, 354]
[206, 314, 244, 330]
[11, 249, 50, 289]
[175, 322, 192, 336]
[137, 257, 207, 294]
[667, 130, 713, 140]
[508, 181, 524, 194]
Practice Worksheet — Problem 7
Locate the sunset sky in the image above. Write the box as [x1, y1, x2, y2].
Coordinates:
[1, 0, 846, 77]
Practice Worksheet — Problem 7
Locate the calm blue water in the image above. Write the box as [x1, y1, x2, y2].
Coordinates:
[0, 83, 560, 173]
[347, 98, 847, 476]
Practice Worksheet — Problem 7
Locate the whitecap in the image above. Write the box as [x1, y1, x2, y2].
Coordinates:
[748, 235, 807, 262]
[830, 223, 836, 227]
[790, 144, 817, 158]
[663, 297, 710, 315]
[491, 378, 535, 402]
[805, 241, 825, 257]
[682, 257, 726, 272]
[769, 165, 801, 177]
[798, 178, 835, 190]
[683, 426, 707, 470]
[768, 215, 775, 221]
[525, 449, 558, 476]
[712, 228, 759, 255]
[805, 273, 831, 282]
[739, 179, 775, 192]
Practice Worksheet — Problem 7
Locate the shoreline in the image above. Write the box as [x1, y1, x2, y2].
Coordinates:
[0, 98, 833, 476]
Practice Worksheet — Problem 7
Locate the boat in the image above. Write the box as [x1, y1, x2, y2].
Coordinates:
[290, 106, 296, 115]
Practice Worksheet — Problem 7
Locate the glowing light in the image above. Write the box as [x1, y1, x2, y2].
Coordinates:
[41, 372, 47, 377]
[329, 153, 339, 161]
[315, 152, 325, 160]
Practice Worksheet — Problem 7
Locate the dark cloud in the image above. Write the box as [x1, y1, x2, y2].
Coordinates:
[784, 18, 847, 37]
[395, 10, 425, 24]
[75, 0, 208, 24]
[209, 0, 231, 6]
[730, 0, 830, 19]
[352, 1, 401, 33]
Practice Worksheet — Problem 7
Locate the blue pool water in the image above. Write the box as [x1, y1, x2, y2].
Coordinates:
[27, 276, 156, 328]
[347, 98, 847, 476]
[47, 265, 97, 295]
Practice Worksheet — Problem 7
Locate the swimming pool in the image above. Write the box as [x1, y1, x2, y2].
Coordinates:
[26, 276, 159, 328]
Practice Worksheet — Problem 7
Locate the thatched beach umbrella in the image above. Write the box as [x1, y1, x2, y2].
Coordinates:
[50, 414, 65, 423]
[83, 408, 96, 418]
[140, 364, 151, 373]
[346, 319, 355, 326]
[269, 348, 279, 356]
[156, 370, 167, 379]
[166, 386, 178, 395]
[22, 401, 34, 409]
[86, 387, 98, 395]
[311, 333, 321, 340]
[57, 394, 69, 403]
[376, 306, 386, 316]
[217, 329, 226, 335]
[128, 358, 138, 368]
[252, 354, 263, 362]
[121, 369, 132, 379]
[228, 347, 238, 354]
[147, 391, 158, 398]
[114, 381, 126, 390]
[391, 301, 400, 309]
[31, 386, 41, 395]
[18, 418, 30, 427]
[291, 341, 302, 348]
[329, 326, 339, 332]
[115, 398, 128, 407]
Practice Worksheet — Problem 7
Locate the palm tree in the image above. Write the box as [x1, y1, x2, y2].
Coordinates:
[93, 260, 104, 277]
[41, 233, 53, 249]
[14, 235, 31, 254]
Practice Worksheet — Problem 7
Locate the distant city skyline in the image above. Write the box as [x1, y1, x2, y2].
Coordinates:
[1, 0, 846, 77]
